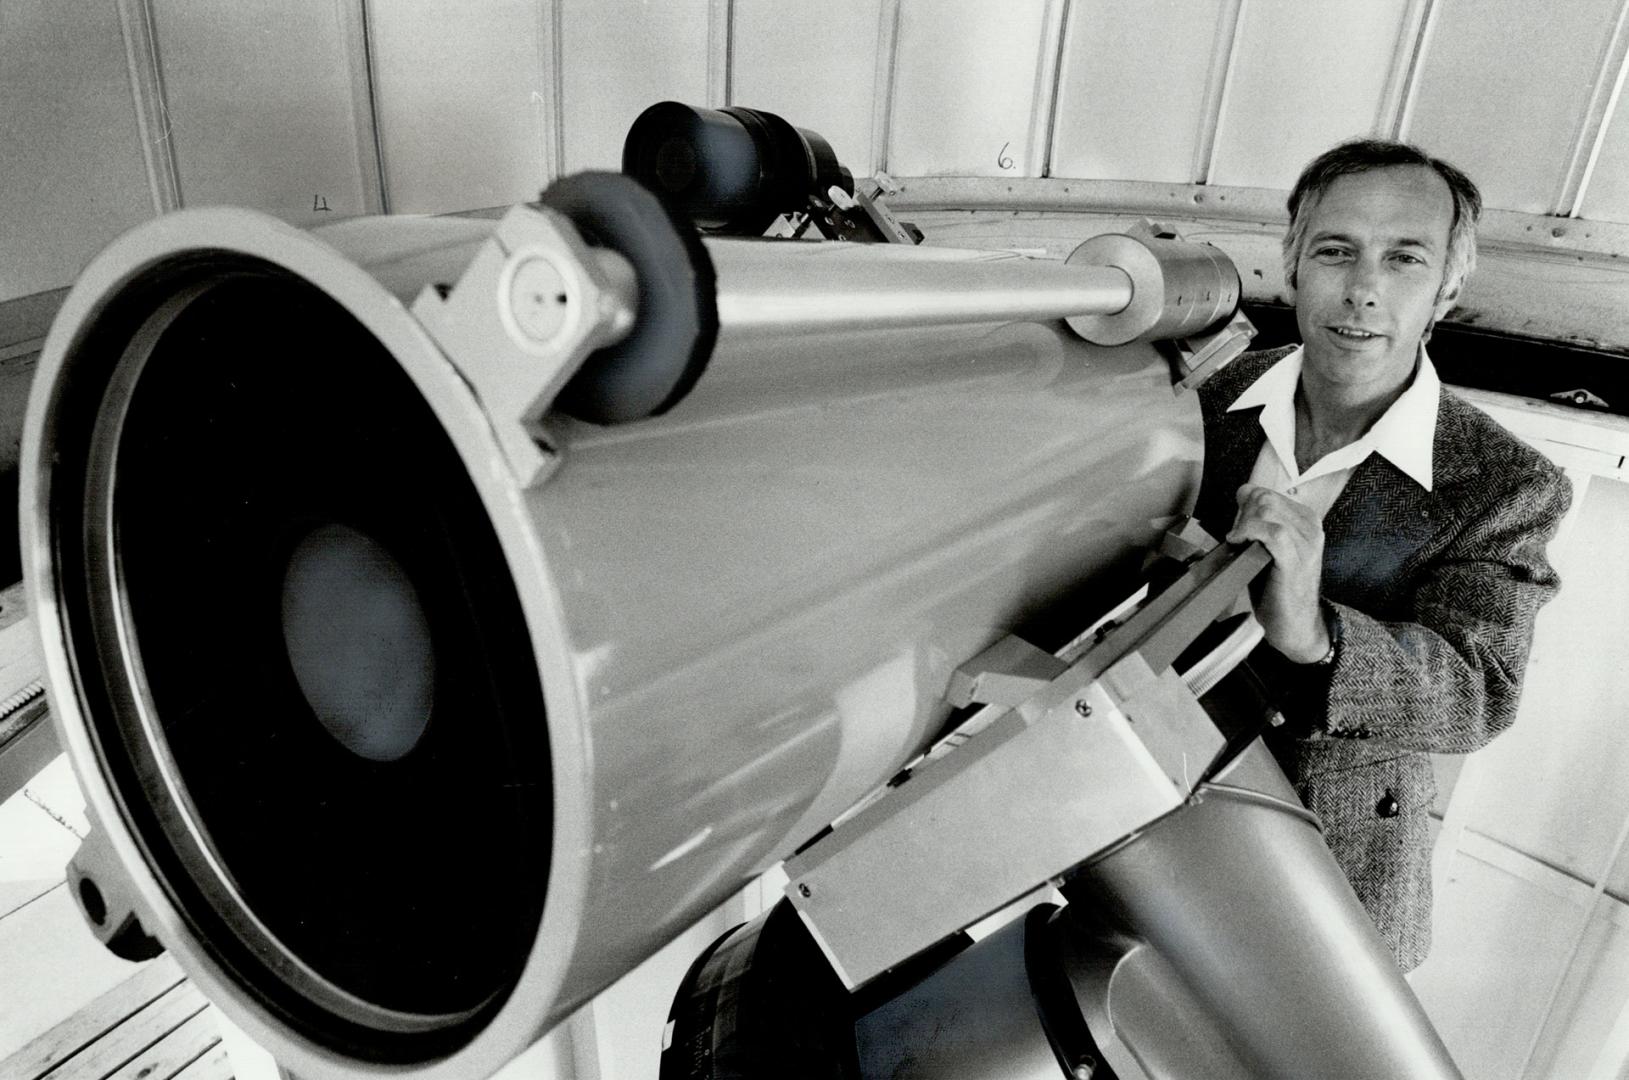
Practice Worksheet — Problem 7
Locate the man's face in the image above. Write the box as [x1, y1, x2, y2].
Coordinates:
[1290, 165, 1456, 397]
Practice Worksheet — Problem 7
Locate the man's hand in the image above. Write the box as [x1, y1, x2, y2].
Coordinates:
[1226, 484, 1331, 663]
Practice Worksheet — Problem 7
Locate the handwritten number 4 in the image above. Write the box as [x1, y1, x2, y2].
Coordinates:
[997, 142, 1014, 170]
[313, 194, 332, 212]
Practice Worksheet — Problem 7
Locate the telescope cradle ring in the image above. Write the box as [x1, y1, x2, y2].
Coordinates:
[538, 171, 719, 425]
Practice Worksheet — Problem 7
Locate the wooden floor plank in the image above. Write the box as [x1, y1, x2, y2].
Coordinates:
[0, 878, 57, 922]
[105, 1008, 221, 1080]
[43, 981, 207, 1080]
[167, 1040, 231, 1080]
[0, 885, 153, 1064]
[0, 955, 182, 1080]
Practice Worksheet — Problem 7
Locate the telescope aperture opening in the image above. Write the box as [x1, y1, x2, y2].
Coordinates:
[43, 260, 553, 1062]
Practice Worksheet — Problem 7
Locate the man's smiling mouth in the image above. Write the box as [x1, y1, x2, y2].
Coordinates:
[1329, 326, 1383, 341]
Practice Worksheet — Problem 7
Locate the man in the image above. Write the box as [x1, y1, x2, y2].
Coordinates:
[1194, 139, 1570, 970]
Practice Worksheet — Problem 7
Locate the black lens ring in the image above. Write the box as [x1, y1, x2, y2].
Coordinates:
[542, 171, 718, 424]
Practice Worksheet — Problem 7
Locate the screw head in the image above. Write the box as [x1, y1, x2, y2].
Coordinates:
[503, 254, 573, 345]
[798, 883, 813, 898]
[1074, 699, 1093, 718]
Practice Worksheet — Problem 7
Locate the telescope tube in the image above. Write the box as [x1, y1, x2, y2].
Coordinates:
[22, 204, 1203, 1078]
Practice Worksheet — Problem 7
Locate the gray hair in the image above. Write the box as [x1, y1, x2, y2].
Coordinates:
[1282, 138, 1482, 305]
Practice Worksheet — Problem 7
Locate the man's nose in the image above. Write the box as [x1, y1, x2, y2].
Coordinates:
[1344, 260, 1381, 307]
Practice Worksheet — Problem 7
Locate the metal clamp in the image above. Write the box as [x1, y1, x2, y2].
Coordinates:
[411, 205, 638, 488]
[68, 824, 164, 961]
[782, 541, 1270, 990]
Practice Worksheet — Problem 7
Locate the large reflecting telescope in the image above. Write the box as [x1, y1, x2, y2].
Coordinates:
[21, 147, 1460, 1078]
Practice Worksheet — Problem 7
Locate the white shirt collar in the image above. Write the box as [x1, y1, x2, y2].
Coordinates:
[1227, 344, 1439, 491]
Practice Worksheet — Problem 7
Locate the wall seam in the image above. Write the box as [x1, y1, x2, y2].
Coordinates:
[1376, 0, 1432, 138]
[341, 0, 389, 215]
[871, 0, 903, 176]
[725, 0, 736, 105]
[1037, 0, 1073, 179]
[115, 0, 181, 214]
[1517, 807, 1629, 1079]
[1193, 0, 1246, 185]
[708, 0, 734, 107]
[1391, 0, 1440, 141]
[1558, 0, 1629, 217]
[540, 0, 566, 182]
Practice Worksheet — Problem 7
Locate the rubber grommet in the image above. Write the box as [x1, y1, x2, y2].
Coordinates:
[538, 171, 718, 424]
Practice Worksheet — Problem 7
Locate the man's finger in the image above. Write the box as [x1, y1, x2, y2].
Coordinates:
[1236, 482, 1269, 506]
[1226, 515, 1296, 554]
[1233, 486, 1321, 535]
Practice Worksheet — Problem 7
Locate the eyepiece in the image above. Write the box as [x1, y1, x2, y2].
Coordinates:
[623, 101, 853, 234]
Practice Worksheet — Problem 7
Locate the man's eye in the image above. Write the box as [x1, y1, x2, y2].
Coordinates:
[1311, 247, 1349, 261]
[1392, 252, 1426, 266]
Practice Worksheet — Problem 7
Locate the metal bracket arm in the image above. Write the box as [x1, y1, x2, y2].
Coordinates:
[782, 542, 1270, 991]
[410, 205, 637, 488]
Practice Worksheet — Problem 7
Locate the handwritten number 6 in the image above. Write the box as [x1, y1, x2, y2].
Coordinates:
[997, 142, 1014, 170]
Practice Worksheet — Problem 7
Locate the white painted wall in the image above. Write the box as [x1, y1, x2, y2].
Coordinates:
[1396, 393, 1629, 1080]
[731, 0, 886, 178]
[886, 0, 1063, 177]
[558, 0, 712, 173]
[0, 0, 154, 299]
[12, 0, 1629, 301]
[11, 0, 1629, 348]
[1404, 0, 1625, 215]
[1207, 0, 1412, 189]
[367, 0, 551, 214]
[150, 0, 372, 223]
[1051, 0, 1225, 184]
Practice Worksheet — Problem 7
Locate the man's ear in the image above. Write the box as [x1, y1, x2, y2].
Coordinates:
[1423, 280, 1461, 344]
[1433, 279, 1460, 324]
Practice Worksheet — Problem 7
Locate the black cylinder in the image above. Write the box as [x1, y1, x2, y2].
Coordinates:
[623, 101, 854, 234]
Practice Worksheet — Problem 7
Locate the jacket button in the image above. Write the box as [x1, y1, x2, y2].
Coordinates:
[1376, 792, 1400, 818]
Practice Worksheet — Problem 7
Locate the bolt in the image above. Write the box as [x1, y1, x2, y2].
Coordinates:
[798, 883, 813, 898]
[1072, 1058, 1097, 1079]
[1074, 700, 1093, 718]
[505, 255, 572, 344]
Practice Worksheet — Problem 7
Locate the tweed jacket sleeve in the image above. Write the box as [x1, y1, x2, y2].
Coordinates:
[1197, 347, 1572, 754]
[1317, 453, 1569, 751]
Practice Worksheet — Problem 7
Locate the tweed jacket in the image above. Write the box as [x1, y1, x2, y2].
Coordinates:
[1196, 346, 1570, 971]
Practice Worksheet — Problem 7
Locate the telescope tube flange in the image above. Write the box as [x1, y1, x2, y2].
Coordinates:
[411, 204, 638, 487]
[1064, 225, 1242, 347]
